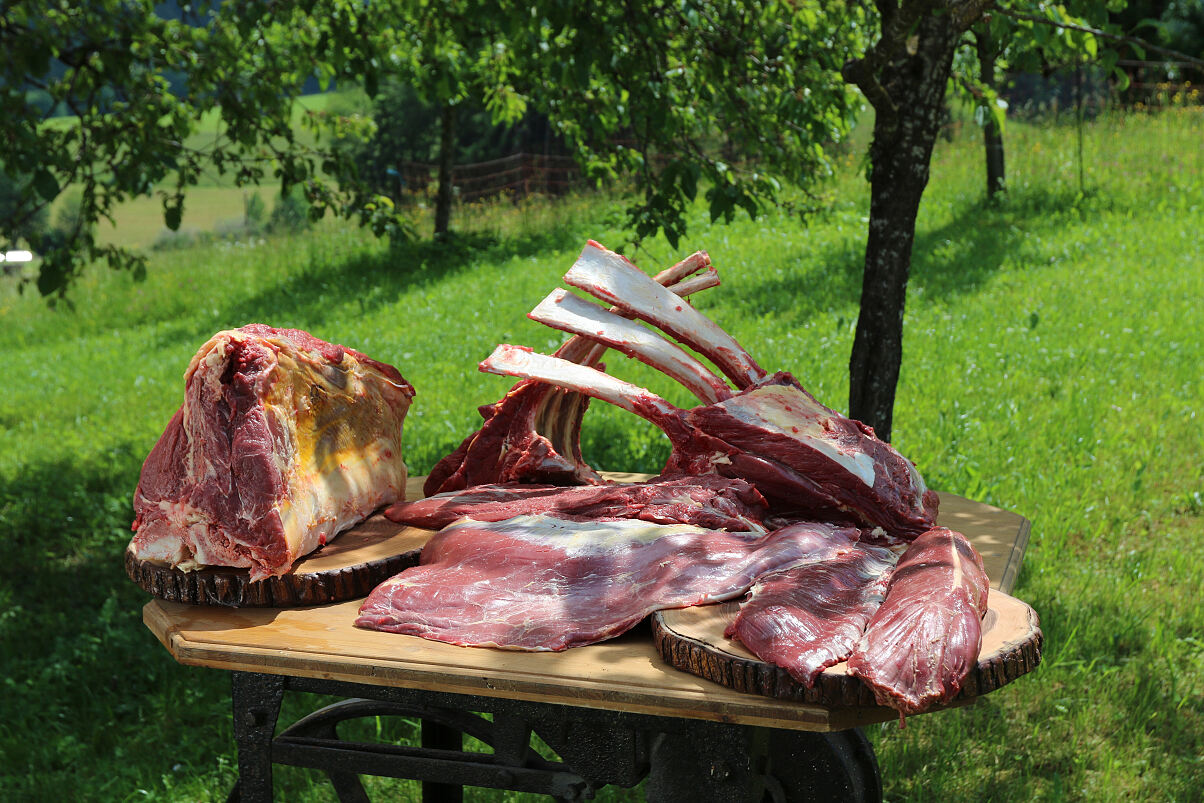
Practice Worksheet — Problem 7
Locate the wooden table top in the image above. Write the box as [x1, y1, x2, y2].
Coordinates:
[142, 477, 1033, 733]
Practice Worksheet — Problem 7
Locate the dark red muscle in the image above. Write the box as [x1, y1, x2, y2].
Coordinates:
[356, 516, 859, 651]
[847, 527, 989, 716]
[386, 475, 768, 532]
[725, 542, 898, 687]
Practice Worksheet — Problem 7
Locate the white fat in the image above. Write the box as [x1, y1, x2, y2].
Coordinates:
[446, 514, 706, 558]
[718, 386, 877, 488]
[949, 534, 963, 590]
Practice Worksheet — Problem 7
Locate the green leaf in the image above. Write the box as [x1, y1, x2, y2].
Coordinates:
[32, 169, 60, 202]
[164, 202, 182, 232]
[1112, 66, 1131, 93]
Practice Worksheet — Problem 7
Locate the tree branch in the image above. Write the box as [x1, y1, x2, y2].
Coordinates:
[997, 6, 1204, 70]
[950, 0, 997, 33]
[842, 0, 941, 119]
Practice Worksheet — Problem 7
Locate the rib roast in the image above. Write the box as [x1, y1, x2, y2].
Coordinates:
[130, 324, 414, 580]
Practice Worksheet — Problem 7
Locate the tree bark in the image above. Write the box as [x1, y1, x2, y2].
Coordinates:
[976, 30, 1006, 199]
[847, 11, 962, 442]
[434, 102, 457, 238]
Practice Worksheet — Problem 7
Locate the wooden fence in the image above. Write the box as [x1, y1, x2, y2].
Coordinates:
[395, 152, 582, 203]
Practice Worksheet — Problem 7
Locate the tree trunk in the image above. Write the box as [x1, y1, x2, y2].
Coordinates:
[434, 102, 457, 238]
[976, 30, 1006, 199]
[848, 13, 961, 442]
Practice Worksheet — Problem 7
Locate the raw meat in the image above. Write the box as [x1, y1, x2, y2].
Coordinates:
[477, 241, 938, 535]
[355, 515, 860, 650]
[386, 474, 768, 532]
[724, 542, 898, 687]
[130, 324, 414, 580]
[846, 527, 989, 716]
[423, 249, 719, 496]
[480, 349, 937, 536]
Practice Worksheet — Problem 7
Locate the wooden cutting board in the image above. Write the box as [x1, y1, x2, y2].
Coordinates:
[125, 477, 431, 607]
[651, 590, 1042, 709]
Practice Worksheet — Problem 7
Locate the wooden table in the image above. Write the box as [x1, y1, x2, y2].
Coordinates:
[142, 480, 1034, 802]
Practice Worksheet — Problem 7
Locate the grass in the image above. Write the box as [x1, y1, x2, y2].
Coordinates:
[2, 107, 1202, 801]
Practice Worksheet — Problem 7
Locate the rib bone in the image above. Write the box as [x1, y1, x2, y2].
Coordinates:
[529, 289, 733, 404]
[423, 251, 718, 495]
[565, 241, 766, 388]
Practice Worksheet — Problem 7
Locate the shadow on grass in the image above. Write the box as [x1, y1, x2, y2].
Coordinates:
[0, 453, 403, 799]
[0, 451, 240, 799]
[730, 184, 1112, 329]
[223, 225, 585, 332]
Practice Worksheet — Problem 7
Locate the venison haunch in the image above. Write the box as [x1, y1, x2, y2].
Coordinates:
[130, 325, 414, 580]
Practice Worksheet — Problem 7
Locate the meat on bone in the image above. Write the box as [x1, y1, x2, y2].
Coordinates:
[524, 240, 938, 534]
[422, 250, 720, 497]
[130, 325, 414, 580]
[355, 515, 861, 651]
[480, 339, 938, 535]
[386, 474, 768, 532]
[846, 527, 989, 717]
[564, 241, 766, 388]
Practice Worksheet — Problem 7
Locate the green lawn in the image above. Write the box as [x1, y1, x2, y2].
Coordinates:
[1, 108, 1202, 801]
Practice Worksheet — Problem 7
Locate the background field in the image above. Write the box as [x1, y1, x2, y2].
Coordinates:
[1, 108, 1202, 801]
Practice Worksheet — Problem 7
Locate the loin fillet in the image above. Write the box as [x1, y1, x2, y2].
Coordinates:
[356, 515, 859, 651]
[725, 542, 898, 687]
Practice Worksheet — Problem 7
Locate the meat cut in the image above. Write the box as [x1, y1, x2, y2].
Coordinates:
[477, 241, 938, 536]
[847, 527, 989, 716]
[386, 474, 768, 532]
[368, 240, 996, 721]
[130, 325, 414, 580]
[355, 515, 861, 650]
[423, 249, 719, 496]
[724, 542, 898, 688]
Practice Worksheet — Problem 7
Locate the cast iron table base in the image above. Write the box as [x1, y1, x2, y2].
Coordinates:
[225, 671, 881, 802]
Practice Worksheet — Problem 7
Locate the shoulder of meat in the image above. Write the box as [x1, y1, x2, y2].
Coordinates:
[846, 527, 989, 718]
[356, 514, 860, 651]
[130, 324, 414, 581]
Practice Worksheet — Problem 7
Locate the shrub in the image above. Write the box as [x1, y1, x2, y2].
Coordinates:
[243, 191, 266, 230]
[151, 225, 206, 251]
[268, 186, 312, 233]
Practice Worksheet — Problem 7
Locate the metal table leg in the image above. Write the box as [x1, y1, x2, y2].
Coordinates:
[228, 673, 285, 803]
[224, 672, 881, 802]
[421, 718, 463, 803]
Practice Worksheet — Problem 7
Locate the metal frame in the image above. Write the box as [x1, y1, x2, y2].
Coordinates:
[225, 671, 881, 802]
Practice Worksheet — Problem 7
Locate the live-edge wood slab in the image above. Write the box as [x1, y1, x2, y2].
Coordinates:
[649, 487, 1042, 709]
[651, 590, 1042, 710]
[125, 477, 432, 607]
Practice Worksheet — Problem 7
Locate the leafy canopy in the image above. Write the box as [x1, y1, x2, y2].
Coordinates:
[1, 0, 409, 299]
